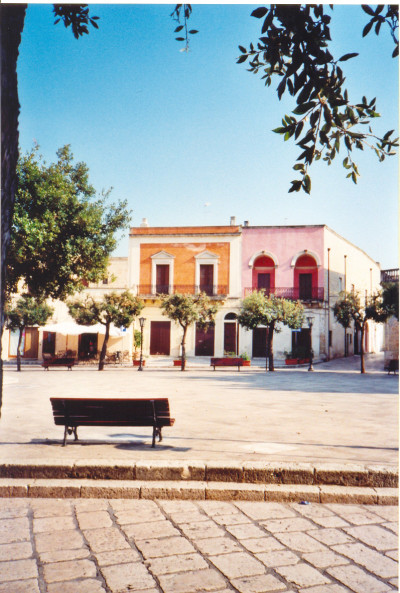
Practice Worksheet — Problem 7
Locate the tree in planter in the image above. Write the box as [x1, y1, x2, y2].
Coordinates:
[238, 291, 304, 371]
[333, 290, 390, 373]
[160, 292, 219, 371]
[68, 291, 144, 371]
[5, 295, 53, 371]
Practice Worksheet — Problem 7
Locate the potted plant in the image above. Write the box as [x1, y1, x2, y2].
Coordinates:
[132, 329, 146, 366]
[240, 352, 251, 366]
[284, 347, 309, 365]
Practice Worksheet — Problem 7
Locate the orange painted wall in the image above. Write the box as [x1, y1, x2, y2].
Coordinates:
[140, 243, 230, 288]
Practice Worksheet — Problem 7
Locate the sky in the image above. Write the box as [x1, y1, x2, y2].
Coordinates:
[16, 3, 399, 269]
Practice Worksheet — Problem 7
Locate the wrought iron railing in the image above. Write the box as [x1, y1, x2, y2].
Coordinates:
[243, 286, 324, 301]
[136, 285, 229, 297]
[381, 269, 399, 283]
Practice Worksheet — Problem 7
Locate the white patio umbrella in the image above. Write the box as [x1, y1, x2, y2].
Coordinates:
[41, 321, 124, 337]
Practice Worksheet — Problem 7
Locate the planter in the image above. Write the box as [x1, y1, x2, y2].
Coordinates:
[241, 360, 251, 366]
[133, 360, 146, 367]
[173, 360, 185, 366]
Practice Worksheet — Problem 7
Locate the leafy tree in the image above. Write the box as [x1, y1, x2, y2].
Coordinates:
[160, 292, 219, 371]
[237, 4, 398, 194]
[380, 282, 399, 320]
[6, 145, 131, 301]
[5, 295, 53, 372]
[238, 291, 304, 371]
[333, 290, 390, 373]
[68, 291, 144, 371]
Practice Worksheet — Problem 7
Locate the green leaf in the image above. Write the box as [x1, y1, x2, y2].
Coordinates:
[293, 101, 316, 115]
[251, 7, 268, 19]
[237, 54, 248, 64]
[272, 127, 287, 134]
[174, 25, 184, 32]
[238, 45, 247, 53]
[188, 29, 198, 34]
[338, 53, 359, 62]
[303, 174, 311, 194]
[175, 37, 185, 41]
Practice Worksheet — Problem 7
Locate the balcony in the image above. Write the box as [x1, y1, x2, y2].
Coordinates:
[136, 285, 229, 298]
[243, 286, 324, 302]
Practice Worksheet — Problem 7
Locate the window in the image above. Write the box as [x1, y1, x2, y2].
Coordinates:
[293, 254, 318, 300]
[151, 251, 175, 295]
[195, 251, 219, 295]
[156, 264, 170, 294]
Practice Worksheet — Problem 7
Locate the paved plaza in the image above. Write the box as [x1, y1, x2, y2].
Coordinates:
[0, 498, 397, 593]
[0, 354, 398, 592]
[1, 354, 398, 465]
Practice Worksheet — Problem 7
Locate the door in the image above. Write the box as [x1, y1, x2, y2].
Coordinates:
[224, 322, 237, 355]
[299, 273, 312, 300]
[150, 321, 171, 355]
[79, 333, 98, 360]
[156, 265, 169, 294]
[252, 327, 267, 358]
[195, 323, 215, 356]
[200, 264, 214, 295]
[23, 328, 39, 358]
[42, 331, 56, 356]
[257, 273, 270, 293]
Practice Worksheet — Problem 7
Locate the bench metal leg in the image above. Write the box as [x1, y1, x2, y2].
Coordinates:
[152, 426, 162, 448]
[62, 426, 78, 446]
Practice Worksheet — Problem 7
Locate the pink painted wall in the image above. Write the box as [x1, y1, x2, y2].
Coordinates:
[242, 226, 325, 292]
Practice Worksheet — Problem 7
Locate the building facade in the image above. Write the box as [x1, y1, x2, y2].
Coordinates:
[2, 220, 387, 363]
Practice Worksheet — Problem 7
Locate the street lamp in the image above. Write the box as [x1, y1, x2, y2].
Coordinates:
[307, 316, 314, 372]
[138, 317, 145, 371]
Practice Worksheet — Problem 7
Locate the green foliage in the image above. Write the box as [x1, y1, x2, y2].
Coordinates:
[68, 291, 144, 329]
[240, 351, 250, 361]
[238, 291, 304, 331]
[161, 292, 219, 370]
[6, 145, 132, 301]
[53, 4, 99, 39]
[5, 295, 53, 331]
[161, 292, 219, 331]
[68, 291, 144, 370]
[170, 4, 198, 52]
[380, 282, 399, 320]
[237, 4, 398, 193]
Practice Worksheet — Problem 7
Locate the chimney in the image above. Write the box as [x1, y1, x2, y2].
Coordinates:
[140, 218, 149, 228]
[230, 216, 236, 226]
[244, 220, 249, 227]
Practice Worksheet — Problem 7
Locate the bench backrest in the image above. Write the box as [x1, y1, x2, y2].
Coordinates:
[50, 397, 173, 427]
[211, 358, 243, 365]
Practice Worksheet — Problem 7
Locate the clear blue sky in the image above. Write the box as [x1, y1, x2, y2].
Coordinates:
[17, 3, 398, 268]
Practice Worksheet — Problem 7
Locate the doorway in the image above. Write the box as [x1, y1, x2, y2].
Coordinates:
[252, 327, 267, 358]
[150, 321, 171, 355]
[195, 322, 215, 356]
[79, 333, 98, 360]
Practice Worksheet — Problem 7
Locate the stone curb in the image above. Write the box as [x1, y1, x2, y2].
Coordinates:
[0, 461, 397, 488]
[0, 478, 397, 504]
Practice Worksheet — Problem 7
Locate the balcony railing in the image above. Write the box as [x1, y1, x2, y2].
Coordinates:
[381, 269, 399, 283]
[136, 285, 229, 297]
[243, 287, 324, 302]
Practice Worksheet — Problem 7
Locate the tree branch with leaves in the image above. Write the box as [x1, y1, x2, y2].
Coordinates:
[237, 4, 398, 194]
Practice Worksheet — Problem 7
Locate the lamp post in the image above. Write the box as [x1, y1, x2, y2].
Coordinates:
[307, 316, 314, 371]
[138, 317, 145, 371]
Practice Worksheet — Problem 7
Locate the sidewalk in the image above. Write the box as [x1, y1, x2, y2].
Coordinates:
[0, 498, 397, 593]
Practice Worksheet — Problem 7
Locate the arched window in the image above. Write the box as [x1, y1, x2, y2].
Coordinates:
[252, 255, 275, 294]
[224, 313, 238, 354]
[294, 254, 318, 300]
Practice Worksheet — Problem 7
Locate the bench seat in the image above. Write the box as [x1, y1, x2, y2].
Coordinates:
[42, 357, 75, 370]
[50, 397, 174, 447]
[210, 357, 243, 371]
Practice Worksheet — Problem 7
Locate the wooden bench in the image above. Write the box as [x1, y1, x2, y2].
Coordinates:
[211, 357, 244, 371]
[386, 359, 399, 375]
[42, 357, 75, 370]
[50, 397, 175, 447]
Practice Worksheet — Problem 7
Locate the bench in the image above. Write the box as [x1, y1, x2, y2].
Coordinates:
[386, 359, 399, 375]
[211, 357, 244, 371]
[42, 357, 75, 370]
[50, 397, 175, 447]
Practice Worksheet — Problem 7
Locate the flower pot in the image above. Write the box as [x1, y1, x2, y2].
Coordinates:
[242, 360, 251, 366]
[133, 360, 145, 367]
[285, 358, 299, 365]
[173, 360, 184, 366]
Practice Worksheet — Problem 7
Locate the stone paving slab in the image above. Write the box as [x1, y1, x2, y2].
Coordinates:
[0, 499, 397, 593]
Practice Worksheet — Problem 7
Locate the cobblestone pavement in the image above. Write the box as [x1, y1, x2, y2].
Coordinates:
[0, 498, 397, 593]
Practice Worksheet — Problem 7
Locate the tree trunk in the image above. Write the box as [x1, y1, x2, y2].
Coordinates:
[266, 322, 275, 371]
[180, 326, 187, 371]
[360, 323, 365, 374]
[16, 327, 24, 372]
[98, 323, 110, 371]
[0, 4, 27, 407]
